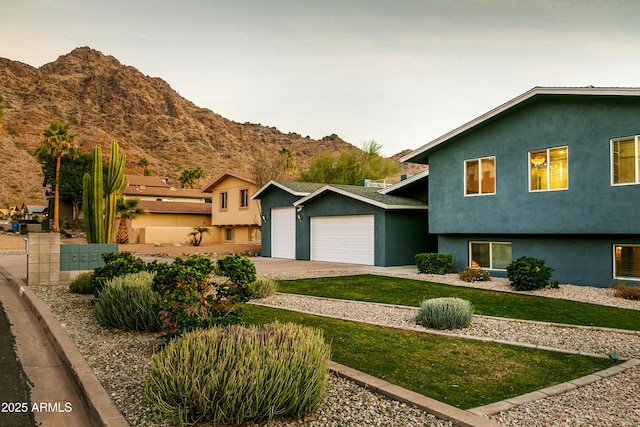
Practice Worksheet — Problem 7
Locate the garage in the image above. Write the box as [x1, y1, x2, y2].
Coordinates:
[271, 207, 296, 259]
[310, 215, 375, 265]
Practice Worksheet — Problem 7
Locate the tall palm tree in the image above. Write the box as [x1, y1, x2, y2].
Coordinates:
[115, 197, 144, 244]
[34, 121, 77, 232]
[137, 157, 149, 175]
[179, 166, 205, 189]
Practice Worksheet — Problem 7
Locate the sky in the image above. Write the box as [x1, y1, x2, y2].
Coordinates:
[2, 0, 640, 156]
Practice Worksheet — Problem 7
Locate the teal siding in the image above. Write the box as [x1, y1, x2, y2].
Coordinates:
[429, 96, 640, 235]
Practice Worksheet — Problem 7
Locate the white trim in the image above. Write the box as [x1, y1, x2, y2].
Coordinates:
[378, 169, 429, 194]
[401, 87, 640, 164]
[613, 244, 640, 281]
[611, 135, 640, 186]
[528, 146, 569, 192]
[294, 185, 428, 210]
[469, 241, 512, 271]
[463, 156, 496, 197]
[252, 180, 311, 200]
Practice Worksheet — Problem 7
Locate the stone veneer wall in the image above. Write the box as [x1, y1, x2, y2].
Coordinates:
[27, 233, 61, 286]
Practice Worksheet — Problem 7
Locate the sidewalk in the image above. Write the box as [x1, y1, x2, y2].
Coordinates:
[0, 254, 128, 427]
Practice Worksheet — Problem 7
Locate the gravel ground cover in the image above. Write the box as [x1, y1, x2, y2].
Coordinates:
[29, 268, 640, 427]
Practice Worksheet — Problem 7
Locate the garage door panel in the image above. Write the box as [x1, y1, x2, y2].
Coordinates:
[311, 215, 374, 265]
[271, 207, 295, 259]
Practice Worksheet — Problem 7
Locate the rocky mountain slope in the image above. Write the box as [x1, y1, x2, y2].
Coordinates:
[1, 47, 373, 206]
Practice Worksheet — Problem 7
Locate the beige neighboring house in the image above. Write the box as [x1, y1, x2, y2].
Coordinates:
[122, 176, 213, 244]
[202, 171, 261, 244]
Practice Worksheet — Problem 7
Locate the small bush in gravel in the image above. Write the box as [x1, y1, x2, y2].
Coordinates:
[144, 322, 330, 426]
[250, 278, 278, 299]
[614, 282, 640, 300]
[91, 251, 147, 296]
[506, 256, 554, 291]
[458, 267, 491, 282]
[416, 297, 474, 330]
[93, 271, 161, 332]
[69, 271, 94, 294]
[414, 253, 453, 274]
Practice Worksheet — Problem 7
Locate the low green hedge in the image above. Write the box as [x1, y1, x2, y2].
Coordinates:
[414, 253, 453, 274]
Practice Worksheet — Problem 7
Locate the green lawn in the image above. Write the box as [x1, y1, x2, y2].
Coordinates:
[276, 275, 640, 331]
[242, 304, 615, 409]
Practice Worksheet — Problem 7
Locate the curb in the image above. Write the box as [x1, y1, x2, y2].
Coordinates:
[0, 265, 130, 427]
[329, 361, 501, 427]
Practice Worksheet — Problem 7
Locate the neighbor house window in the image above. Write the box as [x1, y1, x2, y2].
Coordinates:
[470, 242, 512, 270]
[225, 228, 235, 241]
[465, 156, 495, 195]
[611, 135, 640, 185]
[614, 244, 640, 280]
[240, 189, 249, 208]
[529, 146, 568, 191]
[220, 192, 228, 209]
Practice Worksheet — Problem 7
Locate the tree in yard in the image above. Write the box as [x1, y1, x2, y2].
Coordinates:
[251, 146, 298, 189]
[116, 197, 144, 244]
[189, 226, 209, 246]
[137, 157, 150, 175]
[179, 166, 205, 189]
[34, 121, 78, 232]
[39, 152, 93, 228]
[299, 140, 400, 185]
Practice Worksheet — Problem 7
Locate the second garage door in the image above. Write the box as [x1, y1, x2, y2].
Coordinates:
[310, 215, 375, 265]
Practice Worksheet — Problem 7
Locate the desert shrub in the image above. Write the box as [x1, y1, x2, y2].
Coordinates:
[614, 282, 640, 300]
[416, 297, 474, 330]
[93, 271, 161, 331]
[152, 254, 240, 340]
[506, 256, 554, 291]
[91, 251, 147, 296]
[250, 278, 278, 299]
[144, 322, 330, 426]
[414, 253, 453, 275]
[458, 267, 491, 282]
[69, 271, 94, 294]
[216, 253, 256, 302]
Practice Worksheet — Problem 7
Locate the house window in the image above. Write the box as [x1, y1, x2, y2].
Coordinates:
[470, 241, 512, 270]
[240, 189, 249, 208]
[611, 135, 640, 185]
[225, 228, 235, 242]
[220, 192, 228, 209]
[249, 228, 261, 242]
[529, 146, 568, 191]
[614, 245, 640, 280]
[464, 156, 495, 196]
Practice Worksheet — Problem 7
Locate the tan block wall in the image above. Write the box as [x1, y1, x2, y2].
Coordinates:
[27, 233, 61, 286]
[137, 227, 217, 244]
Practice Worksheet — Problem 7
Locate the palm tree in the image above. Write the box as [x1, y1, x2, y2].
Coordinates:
[115, 197, 144, 244]
[179, 166, 205, 189]
[189, 226, 209, 246]
[279, 146, 296, 174]
[137, 157, 149, 175]
[34, 121, 77, 232]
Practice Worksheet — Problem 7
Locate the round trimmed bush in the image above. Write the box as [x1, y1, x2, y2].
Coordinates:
[93, 271, 161, 331]
[416, 297, 474, 330]
[506, 256, 554, 291]
[144, 322, 330, 426]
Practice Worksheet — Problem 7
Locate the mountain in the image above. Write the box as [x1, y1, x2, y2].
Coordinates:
[0, 47, 363, 206]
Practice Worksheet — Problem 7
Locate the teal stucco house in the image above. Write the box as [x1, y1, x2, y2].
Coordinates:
[252, 171, 435, 266]
[402, 87, 640, 287]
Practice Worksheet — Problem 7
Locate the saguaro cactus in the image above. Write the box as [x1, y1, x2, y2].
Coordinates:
[104, 140, 127, 244]
[82, 141, 127, 243]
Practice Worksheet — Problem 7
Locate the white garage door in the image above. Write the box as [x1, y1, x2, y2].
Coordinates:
[311, 215, 375, 265]
[271, 207, 296, 259]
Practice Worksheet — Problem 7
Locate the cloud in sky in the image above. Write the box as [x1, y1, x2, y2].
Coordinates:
[2, 0, 640, 155]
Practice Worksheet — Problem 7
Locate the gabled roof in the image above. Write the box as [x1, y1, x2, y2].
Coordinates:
[252, 180, 326, 200]
[137, 200, 212, 215]
[202, 171, 256, 193]
[294, 184, 427, 210]
[378, 169, 429, 195]
[401, 86, 640, 164]
[123, 186, 210, 200]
